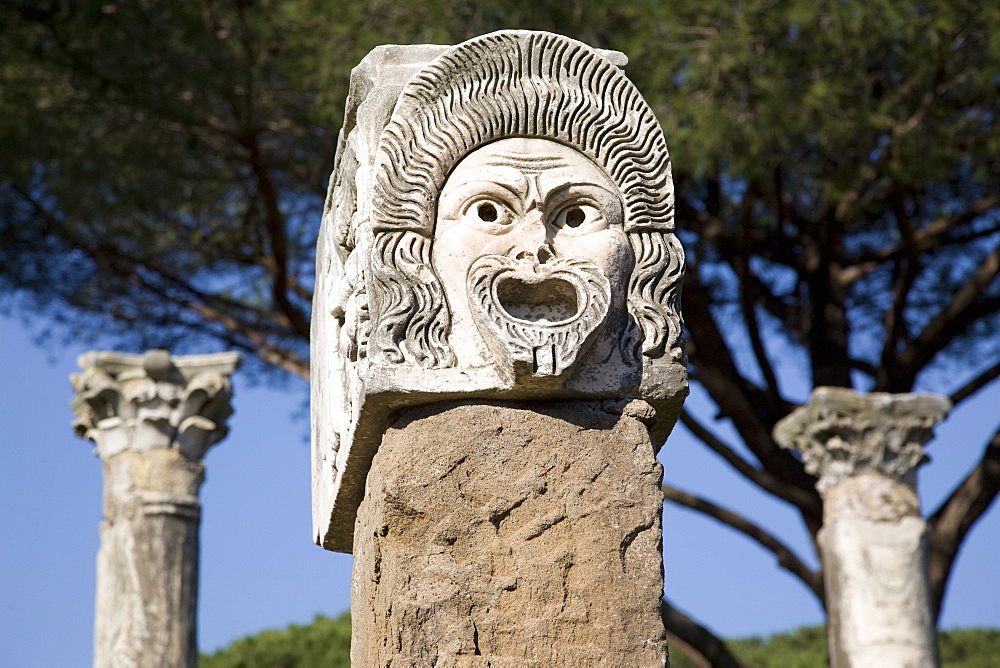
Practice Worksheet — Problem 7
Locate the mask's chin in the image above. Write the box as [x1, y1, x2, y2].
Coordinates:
[466, 254, 611, 386]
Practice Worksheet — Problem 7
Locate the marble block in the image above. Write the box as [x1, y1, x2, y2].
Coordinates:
[312, 31, 687, 552]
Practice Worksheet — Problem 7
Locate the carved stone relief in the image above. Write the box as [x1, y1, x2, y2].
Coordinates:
[773, 386, 951, 493]
[312, 31, 688, 552]
[436, 138, 630, 384]
[71, 349, 241, 461]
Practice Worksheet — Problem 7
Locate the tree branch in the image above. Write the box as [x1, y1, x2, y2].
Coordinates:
[807, 210, 853, 388]
[11, 185, 310, 378]
[661, 597, 745, 668]
[41, 4, 311, 344]
[683, 268, 819, 509]
[242, 128, 312, 340]
[882, 242, 1000, 391]
[879, 188, 922, 372]
[176, 296, 310, 379]
[950, 361, 1000, 407]
[927, 424, 1000, 619]
[680, 411, 822, 517]
[112, 254, 311, 379]
[842, 196, 1000, 286]
[662, 484, 825, 603]
[734, 197, 782, 408]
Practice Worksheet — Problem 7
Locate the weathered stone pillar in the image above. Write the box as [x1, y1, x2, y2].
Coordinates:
[71, 349, 240, 668]
[312, 31, 686, 665]
[354, 400, 667, 664]
[774, 387, 951, 668]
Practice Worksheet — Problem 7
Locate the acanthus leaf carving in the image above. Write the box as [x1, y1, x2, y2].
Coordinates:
[71, 350, 241, 461]
[774, 386, 951, 492]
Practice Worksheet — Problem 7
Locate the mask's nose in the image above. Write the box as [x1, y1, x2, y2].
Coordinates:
[510, 207, 555, 264]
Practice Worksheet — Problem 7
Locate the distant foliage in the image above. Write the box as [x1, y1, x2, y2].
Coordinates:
[669, 626, 828, 668]
[202, 616, 1000, 668]
[671, 625, 1000, 667]
[200, 613, 351, 668]
[727, 626, 829, 668]
[939, 628, 1000, 668]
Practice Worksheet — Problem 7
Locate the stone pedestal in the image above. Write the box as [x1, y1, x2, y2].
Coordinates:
[71, 350, 240, 668]
[352, 400, 667, 666]
[774, 387, 950, 668]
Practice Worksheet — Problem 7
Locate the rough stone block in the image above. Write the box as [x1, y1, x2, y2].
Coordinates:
[352, 401, 668, 666]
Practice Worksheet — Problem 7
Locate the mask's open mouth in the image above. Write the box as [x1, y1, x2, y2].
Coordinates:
[495, 276, 580, 324]
[467, 254, 610, 379]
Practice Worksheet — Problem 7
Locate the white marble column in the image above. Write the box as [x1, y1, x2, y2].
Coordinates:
[774, 387, 950, 668]
[71, 349, 240, 668]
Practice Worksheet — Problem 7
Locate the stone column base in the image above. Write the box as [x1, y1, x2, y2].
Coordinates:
[352, 400, 668, 666]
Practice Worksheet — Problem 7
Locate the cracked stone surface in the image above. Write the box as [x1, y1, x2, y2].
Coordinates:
[351, 400, 667, 666]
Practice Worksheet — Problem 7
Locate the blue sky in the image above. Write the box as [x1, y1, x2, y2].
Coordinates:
[1, 311, 997, 666]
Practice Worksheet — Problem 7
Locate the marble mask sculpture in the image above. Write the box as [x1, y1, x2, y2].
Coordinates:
[435, 138, 628, 384]
[312, 31, 687, 551]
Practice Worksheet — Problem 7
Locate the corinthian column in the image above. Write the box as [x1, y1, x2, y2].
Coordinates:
[774, 387, 951, 668]
[71, 349, 240, 668]
[312, 32, 687, 665]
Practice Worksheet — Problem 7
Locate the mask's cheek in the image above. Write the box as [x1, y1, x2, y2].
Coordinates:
[552, 229, 634, 288]
[435, 220, 521, 263]
[432, 224, 503, 321]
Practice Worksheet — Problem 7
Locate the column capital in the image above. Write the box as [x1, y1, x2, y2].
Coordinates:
[774, 386, 950, 492]
[70, 349, 241, 460]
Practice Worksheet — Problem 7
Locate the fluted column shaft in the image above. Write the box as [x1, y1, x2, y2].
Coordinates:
[71, 350, 240, 668]
[775, 387, 950, 668]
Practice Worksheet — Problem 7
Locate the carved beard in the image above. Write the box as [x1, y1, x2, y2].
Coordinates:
[467, 254, 611, 385]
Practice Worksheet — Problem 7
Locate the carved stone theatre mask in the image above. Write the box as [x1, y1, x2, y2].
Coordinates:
[433, 138, 633, 384]
[311, 31, 688, 552]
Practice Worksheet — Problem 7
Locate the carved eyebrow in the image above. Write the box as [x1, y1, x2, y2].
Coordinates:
[544, 182, 621, 206]
[438, 178, 524, 212]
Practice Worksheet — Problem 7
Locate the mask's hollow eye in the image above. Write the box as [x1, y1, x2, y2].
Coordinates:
[551, 201, 606, 233]
[564, 207, 585, 228]
[460, 197, 513, 231]
[477, 202, 498, 222]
